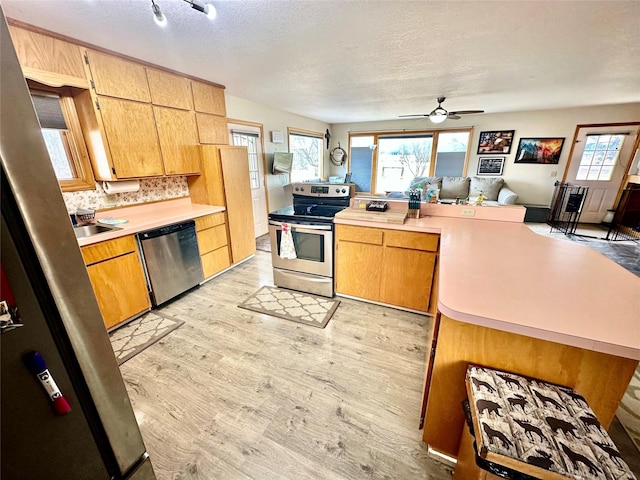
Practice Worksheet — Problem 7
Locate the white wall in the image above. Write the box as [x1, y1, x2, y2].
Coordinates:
[225, 94, 330, 211]
[329, 103, 640, 205]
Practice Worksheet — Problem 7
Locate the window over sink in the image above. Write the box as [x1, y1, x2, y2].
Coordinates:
[29, 83, 95, 192]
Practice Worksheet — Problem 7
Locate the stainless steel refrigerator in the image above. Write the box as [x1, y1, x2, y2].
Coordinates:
[0, 6, 155, 479]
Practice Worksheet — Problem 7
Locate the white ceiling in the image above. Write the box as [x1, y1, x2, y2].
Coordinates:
[3, 0, 639, 124]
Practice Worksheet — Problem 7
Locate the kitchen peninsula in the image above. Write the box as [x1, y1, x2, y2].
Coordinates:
[333, 204, 640, 459]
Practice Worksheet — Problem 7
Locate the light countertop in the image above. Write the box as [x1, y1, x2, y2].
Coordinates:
[334, 208, 640, 360]
[76, 198, 225, 247]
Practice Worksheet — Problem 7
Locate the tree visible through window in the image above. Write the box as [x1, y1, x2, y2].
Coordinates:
[288, 129, 323, 182]
[350, 129, 472, 194]
[377, 135, 433, 193]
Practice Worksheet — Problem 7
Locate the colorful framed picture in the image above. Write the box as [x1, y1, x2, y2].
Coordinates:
[477, 130, 515, 154]
[477, 157, 505, 176]
[515, 138, 565, 164]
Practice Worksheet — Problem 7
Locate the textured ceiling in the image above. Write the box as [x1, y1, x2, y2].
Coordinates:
[3, 0, 640, 124]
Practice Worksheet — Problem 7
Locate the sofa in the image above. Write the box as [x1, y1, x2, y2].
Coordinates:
[386, 176, 518, 206]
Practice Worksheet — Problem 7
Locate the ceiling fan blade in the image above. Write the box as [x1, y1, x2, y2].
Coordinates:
[448, 109, 485, 115]
[447, 114, 462, 120]
[399, 114, 429, 117]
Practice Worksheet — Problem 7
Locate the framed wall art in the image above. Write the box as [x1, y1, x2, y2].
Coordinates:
[477, 130, 515, 154]
[477, 157, 505, 176]
[515, 138, 565, 164]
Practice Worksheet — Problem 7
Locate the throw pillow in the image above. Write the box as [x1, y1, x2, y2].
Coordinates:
[469, 177, 504, 201]
[441, 177, 470, 199]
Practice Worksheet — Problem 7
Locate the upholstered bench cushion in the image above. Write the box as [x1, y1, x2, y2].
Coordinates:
[466, 365, 636, 480]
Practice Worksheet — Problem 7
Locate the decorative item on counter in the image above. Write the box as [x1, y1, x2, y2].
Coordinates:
[74, 208, 95, 225]
[474, 191, 488, 206]
[97, 217, 129, 226]
[426, 185, 439, 203]
[365, 201, 388, 212]
[408, 190, 421, 219]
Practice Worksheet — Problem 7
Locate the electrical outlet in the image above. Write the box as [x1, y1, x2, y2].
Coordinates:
[461, 208, 475, 217]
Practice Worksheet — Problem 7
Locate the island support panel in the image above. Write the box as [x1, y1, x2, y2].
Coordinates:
[422, 314, 638, 458]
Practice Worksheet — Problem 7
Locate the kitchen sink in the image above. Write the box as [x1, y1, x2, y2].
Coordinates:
[73, 224, 122, 239]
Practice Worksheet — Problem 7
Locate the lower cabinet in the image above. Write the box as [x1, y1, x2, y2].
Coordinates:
[195, 212, 231, 279]
[335, 224, 439, 312]
[81, 235, 150, 330]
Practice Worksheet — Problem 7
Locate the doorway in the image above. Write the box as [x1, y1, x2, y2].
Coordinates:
[228, 122, 269, 237]
[564, 124, 639, 224]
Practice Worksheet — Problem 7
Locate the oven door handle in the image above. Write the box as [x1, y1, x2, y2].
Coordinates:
[269, 220, 332, 231]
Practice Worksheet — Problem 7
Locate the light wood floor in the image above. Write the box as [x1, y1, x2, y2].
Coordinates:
[120, 251, 452, 480]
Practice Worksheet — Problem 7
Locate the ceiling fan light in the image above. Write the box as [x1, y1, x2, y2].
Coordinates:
[204, 3, 217, 19]
[429, 113, 447, 124]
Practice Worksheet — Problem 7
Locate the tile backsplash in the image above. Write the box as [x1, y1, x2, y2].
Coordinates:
[62, 176, 190, 213]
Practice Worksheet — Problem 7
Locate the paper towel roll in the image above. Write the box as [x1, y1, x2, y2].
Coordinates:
[102, 180, 140, 194]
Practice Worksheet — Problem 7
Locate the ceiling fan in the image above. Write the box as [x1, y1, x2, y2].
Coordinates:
[400, 97, 485, 124]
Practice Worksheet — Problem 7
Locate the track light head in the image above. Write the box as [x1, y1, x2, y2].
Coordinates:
[186, 0, 216, 19]
[151, 0, 167, 26]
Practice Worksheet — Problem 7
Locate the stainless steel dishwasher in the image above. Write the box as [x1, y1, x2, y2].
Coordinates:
[138, 220, 204, 306]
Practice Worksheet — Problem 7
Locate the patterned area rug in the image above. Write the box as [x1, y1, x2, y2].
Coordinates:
[256, 233, 271, 253]
[239, 286, 339, 329]
[109, 312, 184, 365]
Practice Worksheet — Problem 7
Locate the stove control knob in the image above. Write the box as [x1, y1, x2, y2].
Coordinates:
[300, 187, 305, 191]
[341, 188, 346, 193]
[294, 187, 299, 191]
[336, 188, 341, 193]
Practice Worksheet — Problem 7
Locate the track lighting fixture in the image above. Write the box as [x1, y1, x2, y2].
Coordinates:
[151, 0, 167, 27]
[185, 0, 217, 19]
[150, 0, 216, 26]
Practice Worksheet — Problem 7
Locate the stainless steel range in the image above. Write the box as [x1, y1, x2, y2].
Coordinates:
[268, 182, 351, 297]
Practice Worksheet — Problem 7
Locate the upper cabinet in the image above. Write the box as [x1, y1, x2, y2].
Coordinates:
[153, 107, 200, 175]
[9, 23, 231, 180]
[147, 68, 193, 110]
[84, 49, 150, 102]
[191, 80, 226, 116]
[8, 24, 87, 88]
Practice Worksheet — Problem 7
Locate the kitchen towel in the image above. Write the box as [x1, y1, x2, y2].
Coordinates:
[279, 222, 297, 259]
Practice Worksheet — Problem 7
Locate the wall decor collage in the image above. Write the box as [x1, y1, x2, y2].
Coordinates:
[477, 130, 565, 176]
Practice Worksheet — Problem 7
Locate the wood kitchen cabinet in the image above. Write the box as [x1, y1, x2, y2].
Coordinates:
[188, 146, 256, 264]
[195, 113, 229, 145]
[83, 49, 150, 102]
[80, 235, 150, 330]
[8, 24, 88, 88]
[334, 225, 383, 301]
[195, 212, 231, 279]
[153, 106, 200, 175]
[192, 79, 228, 145]
[146, 67, 193, 110]
[191, 80, 226, 116]
[335, 225, 439, 312]
[379, 230, 438, 311]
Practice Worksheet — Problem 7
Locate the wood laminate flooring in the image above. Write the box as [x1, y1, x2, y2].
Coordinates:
[120, 251, 452, 480]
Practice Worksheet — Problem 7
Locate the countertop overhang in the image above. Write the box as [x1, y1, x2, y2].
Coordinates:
[334, 208, 640, 361]
[76, 198, 225, 247]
